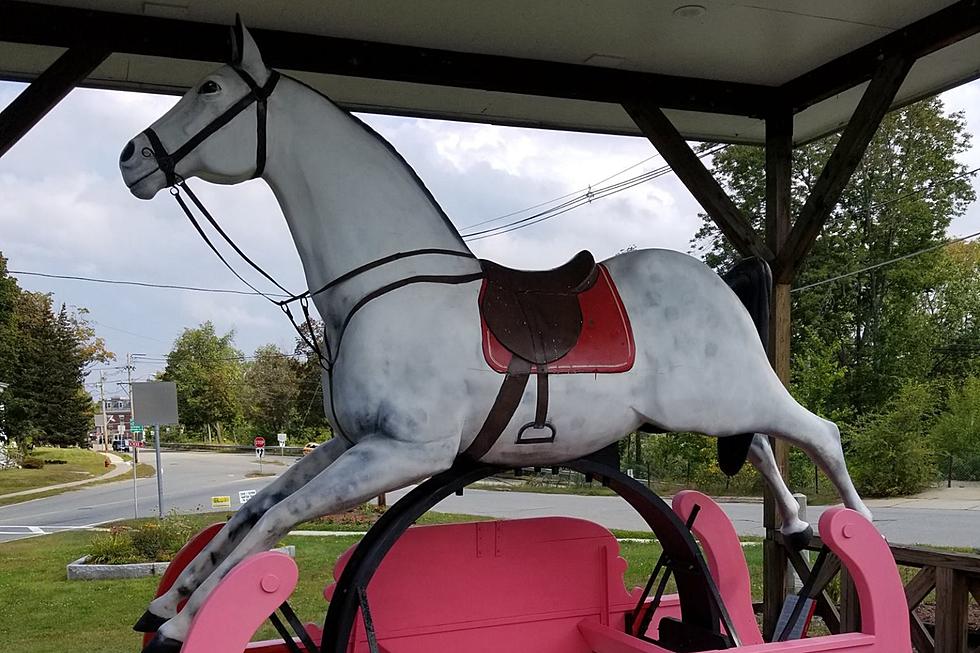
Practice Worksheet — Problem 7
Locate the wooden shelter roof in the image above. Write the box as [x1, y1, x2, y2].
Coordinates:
[2, 0, 980, 144]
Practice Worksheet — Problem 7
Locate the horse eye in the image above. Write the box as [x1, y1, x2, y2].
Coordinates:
[198, 81, 221, 95]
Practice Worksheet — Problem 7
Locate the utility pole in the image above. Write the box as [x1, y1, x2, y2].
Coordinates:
[98, 372, 109, 453]
[127, 353, 138, 519]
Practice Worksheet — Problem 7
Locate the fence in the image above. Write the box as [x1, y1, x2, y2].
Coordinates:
[776, 532, 980, 653]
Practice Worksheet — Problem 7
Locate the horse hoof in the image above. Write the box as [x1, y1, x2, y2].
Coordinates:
[784, 525, 814, 551]
[142, 633, 183, 653]
[134, 609, 169, 633]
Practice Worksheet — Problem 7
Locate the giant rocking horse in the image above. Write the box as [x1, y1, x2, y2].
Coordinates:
[120, 20, 872, 653]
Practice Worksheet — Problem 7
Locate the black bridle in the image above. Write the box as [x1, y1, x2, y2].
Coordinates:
[139, 67, 280, 188]
[139, 67, 482, 444]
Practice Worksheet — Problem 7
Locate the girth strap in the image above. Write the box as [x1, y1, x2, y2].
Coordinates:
[461, 357, 531, 461]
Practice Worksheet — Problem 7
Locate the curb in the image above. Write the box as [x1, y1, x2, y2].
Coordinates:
[66, 545, 296, 580]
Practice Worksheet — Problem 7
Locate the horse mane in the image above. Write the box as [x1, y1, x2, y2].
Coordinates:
[280, 73, 467, 246]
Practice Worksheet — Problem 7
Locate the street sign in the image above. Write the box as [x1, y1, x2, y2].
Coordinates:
[277, 433, 287, 446]
[255, 447, 265, 459]
[134, 440, 145, 448]
[254, 436, 266, 448]
[130, 420, 143, 434]
[211, 496, 231, 509]
[239, 489, 257, 505]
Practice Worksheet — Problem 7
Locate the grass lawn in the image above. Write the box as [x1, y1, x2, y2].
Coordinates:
[0, 447, 115, 495]
[0, 510, 765, 653]
[0, 461, 155, 508]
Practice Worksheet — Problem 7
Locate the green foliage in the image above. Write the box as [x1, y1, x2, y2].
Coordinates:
[243, 344, 301, 436]
[20, 457, 44, 469]
[693, 98, 977, 412]
[930, 375, 980, 480]
[161, 322, 244, 442]
[87, 514, 197, 564]
[0, 254, 111, 448]
[849, 382, 938, 497]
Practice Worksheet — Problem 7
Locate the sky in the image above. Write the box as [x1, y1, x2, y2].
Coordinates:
[2, 78, 980, 396]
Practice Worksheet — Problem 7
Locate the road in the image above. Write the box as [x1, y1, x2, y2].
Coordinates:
[1, 451, 978, 548]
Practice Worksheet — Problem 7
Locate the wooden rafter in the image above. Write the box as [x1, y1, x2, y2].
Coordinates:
[0, 46, 109, 158]
[774, 55, 913, 283]
[0, 0, 774, 118]
[623, 102, 773, 262]
[783, 0, 980, 113]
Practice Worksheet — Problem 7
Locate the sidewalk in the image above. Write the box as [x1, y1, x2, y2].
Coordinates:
[864, 481, 980, 511]
[0, 452, 133, 500]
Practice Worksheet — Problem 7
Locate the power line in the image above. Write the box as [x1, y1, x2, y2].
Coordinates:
[458, 151, 663, 231]
[792, 165, 980, 292]
[462, 145, 728, 241]
[7, 270, 289, 298]
[793, 229, 980, 293]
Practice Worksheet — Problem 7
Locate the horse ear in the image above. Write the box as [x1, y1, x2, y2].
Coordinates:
[229, 14, 269, 83]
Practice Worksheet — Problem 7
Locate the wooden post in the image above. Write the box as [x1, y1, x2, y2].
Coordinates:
[934, 567, 968, 653]
[0, 47, 109, 159]
[839, 566, 862, 632]
[762, 109, 793, 639]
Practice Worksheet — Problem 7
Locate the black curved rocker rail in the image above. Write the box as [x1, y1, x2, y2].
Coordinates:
[318, 450, 739, 653]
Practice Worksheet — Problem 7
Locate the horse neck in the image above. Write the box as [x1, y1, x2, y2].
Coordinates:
[262, 78, 477, 325]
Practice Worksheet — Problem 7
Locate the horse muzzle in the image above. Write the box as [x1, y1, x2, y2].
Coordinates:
[119, 132, 166, 199]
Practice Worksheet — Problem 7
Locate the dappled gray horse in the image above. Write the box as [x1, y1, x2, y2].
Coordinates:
[120, 20, 869, 653]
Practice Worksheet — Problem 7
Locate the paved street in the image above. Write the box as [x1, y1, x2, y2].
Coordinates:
[1, 451, 978, 548]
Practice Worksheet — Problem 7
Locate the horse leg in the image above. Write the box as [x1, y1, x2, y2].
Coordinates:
[136, 437, 349, 631]
[746, 434, 811, 548]
[144, 435, 457, 652]
[765, 400, 872, 522]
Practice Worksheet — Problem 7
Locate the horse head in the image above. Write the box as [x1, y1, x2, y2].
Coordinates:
[120, 17, 276, 199]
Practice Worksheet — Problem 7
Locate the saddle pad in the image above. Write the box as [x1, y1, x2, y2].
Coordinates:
[481, 264, 635, 373]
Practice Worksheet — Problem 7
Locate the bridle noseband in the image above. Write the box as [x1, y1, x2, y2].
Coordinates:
[140, 67, 280, 187]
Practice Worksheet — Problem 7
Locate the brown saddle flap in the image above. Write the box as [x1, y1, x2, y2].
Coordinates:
[479, 251, 598, 365]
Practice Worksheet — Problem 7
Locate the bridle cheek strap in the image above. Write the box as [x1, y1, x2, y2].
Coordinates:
[141, 67, 280, 187]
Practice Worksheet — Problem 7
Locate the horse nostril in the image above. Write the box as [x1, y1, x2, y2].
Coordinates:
[120, 141, 135, 163]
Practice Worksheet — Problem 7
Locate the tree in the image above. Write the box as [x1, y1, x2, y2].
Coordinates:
[692, 98, 976, 412]
[290, 319, 333, 441]
[930, 375, 980, 480]
[161, 322, 244, 442]
[243, 344, 301, 436]
[849, 381, 938, 496]
[0, 256, 111, 449]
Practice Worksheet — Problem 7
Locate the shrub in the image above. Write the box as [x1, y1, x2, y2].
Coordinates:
[848, 381, 938, 497]
[85, 514, 197, 564]
[20, 457, 44, 469]
[87, 527, 139, 564]
[930, 376, 980, 481]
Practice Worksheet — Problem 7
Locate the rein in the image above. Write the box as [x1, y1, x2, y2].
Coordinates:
[145, 63, 483, 444]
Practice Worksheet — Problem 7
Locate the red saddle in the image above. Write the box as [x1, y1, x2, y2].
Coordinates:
[480, 262, 635, 374]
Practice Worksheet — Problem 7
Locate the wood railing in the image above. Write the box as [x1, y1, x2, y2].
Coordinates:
[775, 533, 980, 653]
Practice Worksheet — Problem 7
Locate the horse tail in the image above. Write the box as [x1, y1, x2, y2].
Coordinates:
[716, 257, 773, 476]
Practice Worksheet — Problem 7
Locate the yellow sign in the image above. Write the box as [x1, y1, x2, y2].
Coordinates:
[211, 495, 232, 509]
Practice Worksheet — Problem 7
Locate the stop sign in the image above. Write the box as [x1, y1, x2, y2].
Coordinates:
[254, 436, 265, 448]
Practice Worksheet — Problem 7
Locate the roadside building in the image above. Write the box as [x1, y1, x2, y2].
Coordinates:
[91, 396, 135, 448]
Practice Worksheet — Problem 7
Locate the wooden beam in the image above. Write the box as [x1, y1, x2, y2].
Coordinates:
[782, 0, 980, 113]
[934, 567, 968, 653]
[623, 102, 773, 261]
[762, 108, 794, 639]
[774, 55, 913, 283]
[0, 46, 108, 159]
[0, 0, 775, 117]
[839, 567, 862, 632]
[905, 567, 937, 609]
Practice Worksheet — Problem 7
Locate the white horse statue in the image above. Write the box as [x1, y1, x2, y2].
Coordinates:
[120, 21, 870, 653]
